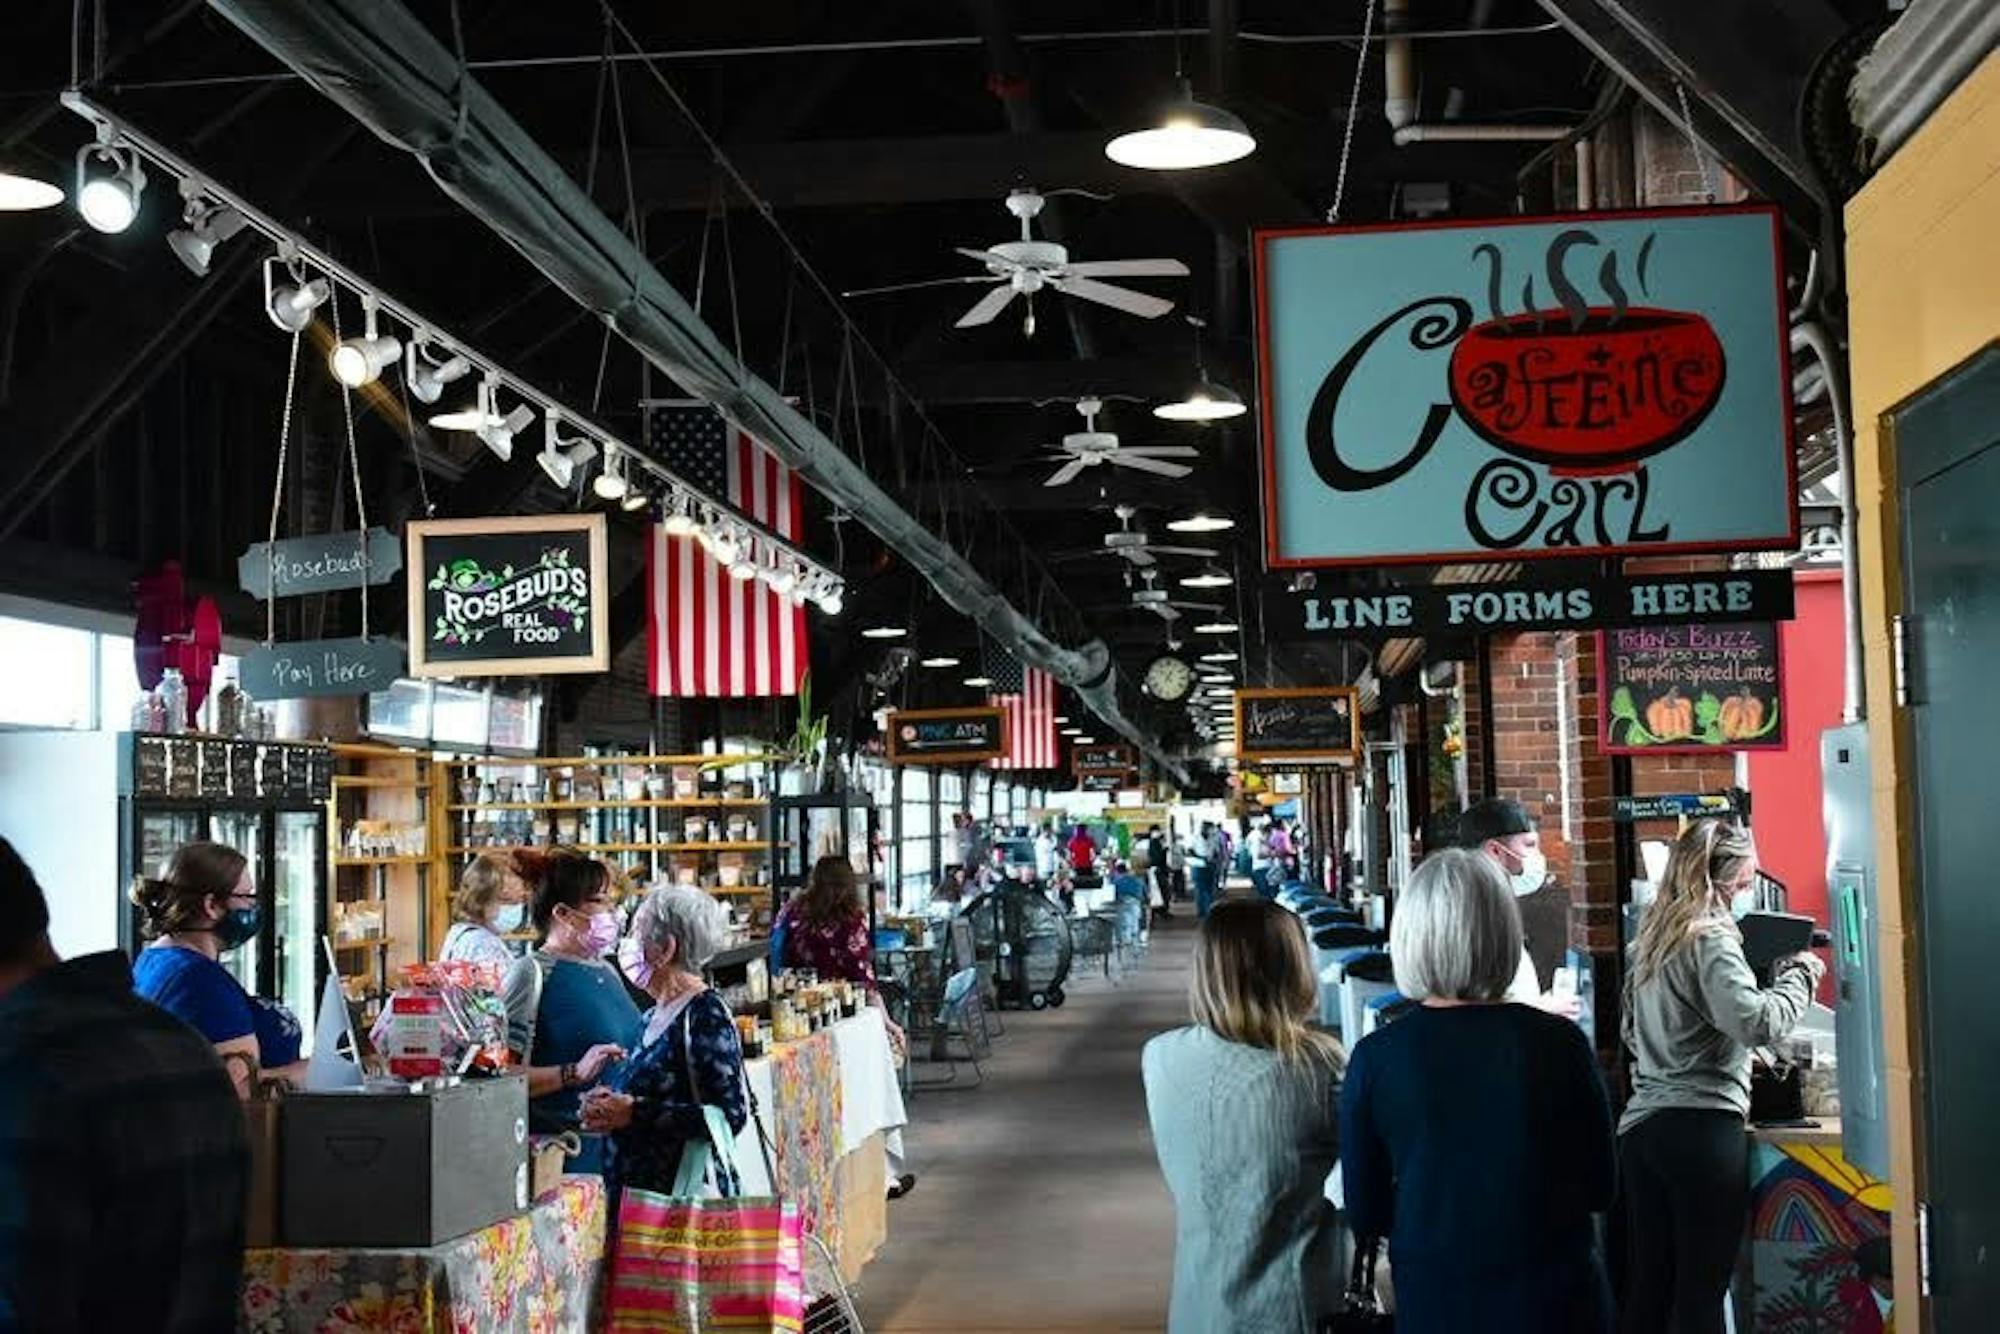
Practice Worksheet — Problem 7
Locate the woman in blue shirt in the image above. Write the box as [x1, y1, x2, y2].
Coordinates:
[500, 852, 640, 1176]
[1340, 848, 1614, 1334]
[131, 841, 307, 1097]
[581, 884, 746, 1198]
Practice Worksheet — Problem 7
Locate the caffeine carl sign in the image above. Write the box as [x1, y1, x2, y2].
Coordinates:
[406, 515, 610, 678]
[1253, 206, 1796, 567]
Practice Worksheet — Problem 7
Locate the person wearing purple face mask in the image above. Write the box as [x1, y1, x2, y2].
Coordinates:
[500, 852, 639, 1176]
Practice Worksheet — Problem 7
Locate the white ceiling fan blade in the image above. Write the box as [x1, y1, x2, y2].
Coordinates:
[1061, 258, 1190, 278]
[1134, 544, 1218, 558]
[1145, 604, 1183, 621]
[1044, 458, 1091, 488]
[1169, 600, 1226, 613]
[1110, 453, 1194, 478]
[842, 275, 999, 298]
[1118, 548, 1157, 567]
[955, 246, 1019, 270]
[956, 284, 1022, 328]
[1050, 276, 1176, 319]
[1118, 445, 1201, 458]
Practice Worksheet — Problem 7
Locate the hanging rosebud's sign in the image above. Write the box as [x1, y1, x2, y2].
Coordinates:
[240, 637, 405, 700]
[1253, 205, 1797, 567]
[406, 515, 609, 677]
[237, 528, 402, 599]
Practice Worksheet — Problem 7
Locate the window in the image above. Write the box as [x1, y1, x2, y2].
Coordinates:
[900, 767, 935, 901]
[97, 634, 141, 731]
[431, 684, 491, 750]
[0, 617, 105, 730]
[369, 679, 541, 754]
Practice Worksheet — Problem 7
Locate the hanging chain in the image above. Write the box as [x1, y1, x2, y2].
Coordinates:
[1327, 0, 1376, 223]
[1673, 82, 1718, 203]
[329, 291, 372, 640]
[263, 323, 303, 648]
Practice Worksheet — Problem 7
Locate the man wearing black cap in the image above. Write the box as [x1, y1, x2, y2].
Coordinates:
[0, 837, 248, 1332]
[1457, 797, 1576, 1012]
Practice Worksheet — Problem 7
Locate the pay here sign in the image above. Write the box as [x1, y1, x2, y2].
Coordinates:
[1253, 205, 1797, 567]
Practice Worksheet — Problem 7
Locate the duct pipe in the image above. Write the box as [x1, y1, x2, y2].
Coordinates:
[1393, 123, 1574, 145]
[1793, 320, 1864, 722]
[1574, 138, 1594, 209]
[203, 0, 1188, 782]
[1383, 0, 1417, 129]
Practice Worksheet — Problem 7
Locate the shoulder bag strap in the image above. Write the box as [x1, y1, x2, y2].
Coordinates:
[672, 999, 745, 1196]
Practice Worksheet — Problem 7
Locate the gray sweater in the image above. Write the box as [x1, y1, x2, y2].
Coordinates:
[1142, 1026, 1344, 1334]
[1619, 925, 1816, 1133]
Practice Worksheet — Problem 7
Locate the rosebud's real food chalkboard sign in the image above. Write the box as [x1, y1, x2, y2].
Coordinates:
[1598, 621, 1783, 753]
[406, 515, 610, 678]
[1234, 687, 1361, 764]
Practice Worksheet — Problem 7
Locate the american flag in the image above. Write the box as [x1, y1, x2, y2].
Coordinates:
[984, 642, 1057, 770]
[646, 405, 807, 697]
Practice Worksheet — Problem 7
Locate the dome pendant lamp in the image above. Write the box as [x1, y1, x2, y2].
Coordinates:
[1156, 315, 1249, 422]
[1106, 77, 1257, 171]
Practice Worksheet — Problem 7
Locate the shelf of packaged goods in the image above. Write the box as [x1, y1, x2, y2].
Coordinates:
[333, 776, 432, 789]
[437, 754, 781, 769]
[333, 936, 394, 952]
[332, 855, 431, 867]
[445, 798, 766, 812]
[445, 842, 779, 856]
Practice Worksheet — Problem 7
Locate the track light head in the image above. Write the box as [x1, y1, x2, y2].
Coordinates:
[661, 492, 698, 536]
[263, 256, 330, 333]
[816, 582, 845, 616]
[619, 487, 650, 512]
[592, 448, 629, 500]
[166, 188, 247, 277]
[329, 298, 400, 387]
[536, 412, 599, 488]
[478, 402, 534, 462]
[74, 138, 145, 233]
[404, 340, 471, 404]
[705, 523, 740, 567]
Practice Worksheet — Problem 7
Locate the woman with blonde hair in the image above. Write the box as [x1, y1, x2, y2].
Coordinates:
[1341, 848, 1613, 1333]
[438, 850, 530, 970]
[1142, 899, 1344, 1333]
[1618, 820, 1824, 1334]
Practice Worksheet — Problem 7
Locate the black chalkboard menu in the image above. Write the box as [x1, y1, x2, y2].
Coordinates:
[886, 707, 1006, 764]
[1073, 743, 1137, 774]
[1235, 688, 1361, 764]
[406, 515, 610, 677]
[1598, 621, 1784, 753]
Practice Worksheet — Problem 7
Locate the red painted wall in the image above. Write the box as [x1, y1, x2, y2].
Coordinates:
[1746, 571, 1845, 927]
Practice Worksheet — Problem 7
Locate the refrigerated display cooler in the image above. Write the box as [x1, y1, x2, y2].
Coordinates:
[0, 730, 332, 1045]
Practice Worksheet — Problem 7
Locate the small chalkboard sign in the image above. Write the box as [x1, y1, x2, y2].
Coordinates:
[239, 528, 402, 600]
[1599, 622, 1784, 753]
[240, 637, 406, 701]
[406, 515, 609, 678]
[1612, 792, 1745, 823]
[1078, 771, 1129, 794]
[1235, 688, 1360, 764]
[1073, 743, 1137, 775]
[886, 707, 1006, 764]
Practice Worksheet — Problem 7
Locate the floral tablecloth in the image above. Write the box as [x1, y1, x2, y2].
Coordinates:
[1741, 1127, 1895, 1333]
[239, 1177, 606, 1333]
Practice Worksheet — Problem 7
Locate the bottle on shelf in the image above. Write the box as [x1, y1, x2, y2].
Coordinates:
[157, 668, 189, 736]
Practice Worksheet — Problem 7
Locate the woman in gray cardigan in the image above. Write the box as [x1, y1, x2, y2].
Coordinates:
[1142, 899, 1345, 1334]
[1619, 820, 1826, 1334]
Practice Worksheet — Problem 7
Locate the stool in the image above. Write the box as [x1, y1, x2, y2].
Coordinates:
[1339, 950, 1397, 1042]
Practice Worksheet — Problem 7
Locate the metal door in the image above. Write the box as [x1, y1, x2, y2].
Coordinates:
[207, 809, 265, 996]
[1896, 346, 2000, 1321]
[129, 808, 203, 954]
[272, 810, 324, 1047]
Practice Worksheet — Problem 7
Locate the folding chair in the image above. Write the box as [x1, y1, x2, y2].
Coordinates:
[907, 966, 991, 1090]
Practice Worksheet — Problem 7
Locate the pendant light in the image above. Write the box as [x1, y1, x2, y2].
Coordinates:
[1155, 315, 1248, 422]
[0, 155, 62, 211]
[1106, 77, 1257, 171]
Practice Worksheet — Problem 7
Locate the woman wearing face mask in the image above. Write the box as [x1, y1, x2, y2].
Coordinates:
[439, 850, 531, 970]
[500, 851, 640, 1176]
[580, 886, 746, 1198]
[130, 841, 309, 1098]
[1618, 820, 1826, 1334]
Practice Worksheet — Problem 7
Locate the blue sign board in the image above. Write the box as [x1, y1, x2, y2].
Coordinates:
[1253, 205, 1797, 567]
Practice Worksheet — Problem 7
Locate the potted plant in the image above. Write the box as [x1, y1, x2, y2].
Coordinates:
[779, 672, 832, 792]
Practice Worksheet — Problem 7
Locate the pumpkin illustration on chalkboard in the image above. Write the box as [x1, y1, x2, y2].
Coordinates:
[1717, 690, 1766, 740]
[1646, 690, 1695, 740]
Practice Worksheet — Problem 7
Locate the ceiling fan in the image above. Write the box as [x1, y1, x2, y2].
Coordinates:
[841, 188, 1189, 337]
[1051, 503, 1220, 568]
[1039, 398, 1198, 487]
[1127, 568, 1224, 622]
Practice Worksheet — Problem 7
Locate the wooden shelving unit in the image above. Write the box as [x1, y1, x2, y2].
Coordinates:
[327, 743, 437, 1012]
[436, 751, 783, 938]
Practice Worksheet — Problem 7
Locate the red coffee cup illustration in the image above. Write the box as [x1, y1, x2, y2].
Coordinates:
[1446, 230, 1726, 475]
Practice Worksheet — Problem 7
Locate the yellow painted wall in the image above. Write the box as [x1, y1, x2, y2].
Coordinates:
[1844, 47, 2000, 1331]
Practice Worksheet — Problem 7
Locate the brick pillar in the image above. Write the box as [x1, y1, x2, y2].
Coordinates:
[1459, 650, 1491, 804]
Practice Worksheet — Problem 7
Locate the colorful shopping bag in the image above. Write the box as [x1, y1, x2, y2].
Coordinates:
[605, 1106, 806, 1333]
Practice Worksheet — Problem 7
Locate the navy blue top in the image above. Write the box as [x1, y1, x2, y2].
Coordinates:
[1340, 1004, 1615, 1334]
[1111, 872, 1147, 902]
[603, 989, 749, 1198]
[512, 955, 644, 1176]
[132, 945, 302, 1068]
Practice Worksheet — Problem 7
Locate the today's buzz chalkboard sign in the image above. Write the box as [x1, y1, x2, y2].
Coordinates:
[886, 707, 1007, 764]
[1235, 687, 1361, 764]
[1599, 621, 1784, 754]
[406, 515, 610, 678]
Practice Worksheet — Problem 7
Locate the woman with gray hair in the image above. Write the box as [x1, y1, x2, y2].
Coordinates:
[578, 885, 747, 1198]
[1339, 848, 1614, 1334]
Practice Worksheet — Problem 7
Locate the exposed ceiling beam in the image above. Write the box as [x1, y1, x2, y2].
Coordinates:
[895, 356, 1203, 404]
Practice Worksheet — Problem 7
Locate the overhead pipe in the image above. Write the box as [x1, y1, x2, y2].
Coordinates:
[1381, 0, 1573, 148]
[203, 0, 1189, 783]
[1793, 320, 1864, 723]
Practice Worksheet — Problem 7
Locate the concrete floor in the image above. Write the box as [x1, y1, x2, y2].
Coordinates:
[854, 918, 1194, 1333]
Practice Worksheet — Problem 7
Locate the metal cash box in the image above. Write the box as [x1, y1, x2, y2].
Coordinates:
[281, 1076, 530, 1248]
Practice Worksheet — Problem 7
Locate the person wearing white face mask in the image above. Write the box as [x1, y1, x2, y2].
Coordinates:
[501, 851, 639, 1176]
[439, 850, 532, 970]
[1457, 798, 1576, 1014]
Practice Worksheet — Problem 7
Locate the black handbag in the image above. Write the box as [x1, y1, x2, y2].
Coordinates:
[1321, 1236, 1393, 1333]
